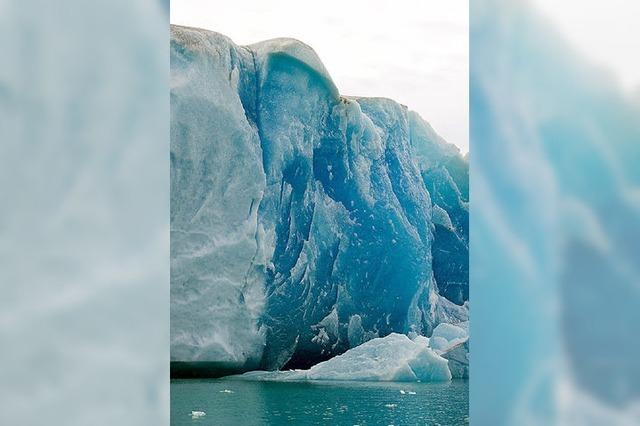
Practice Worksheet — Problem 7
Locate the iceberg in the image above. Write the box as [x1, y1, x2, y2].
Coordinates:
[441, 339, 469, 379]
[430, 322, 467, 351]
[191, 411, 206, 419]
[428, 322, 469, 373]
[235, 333, 452, 382]
[170, 25, 469, 372]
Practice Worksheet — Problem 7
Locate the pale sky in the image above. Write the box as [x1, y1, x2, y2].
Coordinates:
[532, 0, 640, 95]
[171, 0, 469, 153]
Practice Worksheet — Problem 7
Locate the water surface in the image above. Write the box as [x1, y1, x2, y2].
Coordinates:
[171, 378, 468, 425]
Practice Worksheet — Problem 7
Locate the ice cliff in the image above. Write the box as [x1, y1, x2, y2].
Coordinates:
[170, 25, 469, 373]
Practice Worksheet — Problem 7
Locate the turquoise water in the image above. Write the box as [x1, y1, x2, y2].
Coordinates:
[171, 378, 468, 425]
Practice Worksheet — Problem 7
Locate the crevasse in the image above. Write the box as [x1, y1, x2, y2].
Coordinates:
[170, 25, 469, 373]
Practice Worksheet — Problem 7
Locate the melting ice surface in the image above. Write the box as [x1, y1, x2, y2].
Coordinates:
[170, 25, 469, 373]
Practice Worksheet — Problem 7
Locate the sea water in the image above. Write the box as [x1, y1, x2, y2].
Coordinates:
[171, 378, 468, 425]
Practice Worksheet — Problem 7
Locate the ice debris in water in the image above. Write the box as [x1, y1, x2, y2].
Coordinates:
[170, 24, 469, 371]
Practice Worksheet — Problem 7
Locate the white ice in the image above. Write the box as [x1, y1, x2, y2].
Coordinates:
[236, 333, 452, 382]
[429, 322, 468, 354]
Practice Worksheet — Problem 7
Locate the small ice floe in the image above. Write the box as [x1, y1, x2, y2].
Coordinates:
[219, 389, 234, 393]
[191, 411, 206, 418]
[384, 403, 397, 409]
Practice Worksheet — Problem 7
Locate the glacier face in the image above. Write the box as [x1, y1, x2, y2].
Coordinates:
[170, 25, 469, 372]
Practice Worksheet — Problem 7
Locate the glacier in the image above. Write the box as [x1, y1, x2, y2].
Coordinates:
[170, 25, 469, 374]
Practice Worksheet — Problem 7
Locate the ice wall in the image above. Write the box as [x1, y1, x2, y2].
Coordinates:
[170, 25, 469, 372]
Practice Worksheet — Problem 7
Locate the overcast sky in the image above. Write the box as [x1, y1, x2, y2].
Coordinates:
[171, 0, 469, 153]
[532, 0, 640, 95]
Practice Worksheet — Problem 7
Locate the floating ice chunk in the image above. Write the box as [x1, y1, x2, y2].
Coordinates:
[235, 333, 451, 382]
[456, 320, 469, 333]
[441, 338, 469, 379]
[430, 322, 468, 354]
[432, 323, 467, 342]
[305, 334, 450, 382]
[428, 336, 451, 353]
[428, 323, 468, 356]
[411, 334, 430, 347]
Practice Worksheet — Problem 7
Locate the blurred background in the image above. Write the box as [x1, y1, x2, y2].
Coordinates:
[0, 0, 169, 424]
[0, 0, 638, 424]
[471, 0, 640, 424]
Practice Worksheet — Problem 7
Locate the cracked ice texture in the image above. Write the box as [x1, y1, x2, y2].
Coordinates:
[170, 25, 469, 371]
